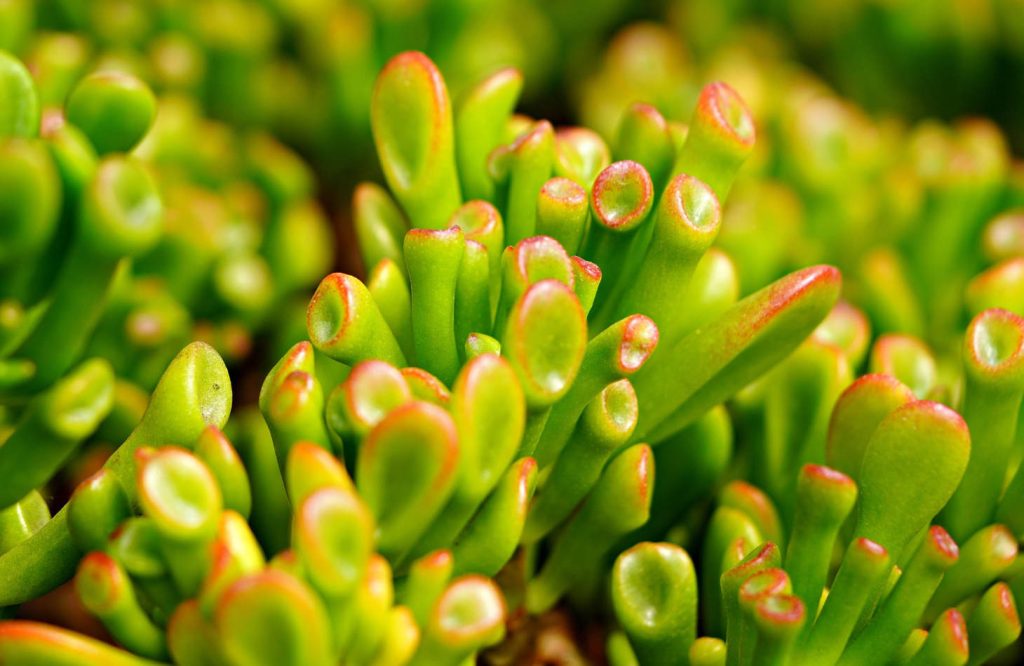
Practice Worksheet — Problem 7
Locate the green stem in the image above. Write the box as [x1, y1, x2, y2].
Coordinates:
[942, 309, 1024, 540]
[536, 177, 589, 255]
[0, 358, 113, 508]
[454, 240, 491, 359]
[367, 258, 414, 362]
[230, 409, 291, 556]
[454, 68, 522, 202]
[840, 526, 960, 666]
[610, 173, 720, 343]
[925, 524, 1018, 623]
[450, 457, 537, 577]
[523, 379, 637, 544]
[784, 465, 857, 628]
[354, 182, 408, 279]
[399, 550, 453, 629]
[582, 160, 654, 319]
[736, 568, 791, 666]
[526, 444, 652, 613]
[405, 354, 525, 561]
[503, 121, 554, 244]
[405, 226, 464, 384]
[797, 538, 891, 665]
[720, 543, 781, 658]
[749, 594, 804, 666]
[965, 583, 1021, 666]
[673, 81, 755, 203]
[533, 314, 657, 470]
[75, 552, 167, 660]
[904, 609, 969, 666]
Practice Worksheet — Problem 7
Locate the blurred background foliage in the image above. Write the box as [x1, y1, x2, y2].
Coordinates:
[6, 0, 1022, 267]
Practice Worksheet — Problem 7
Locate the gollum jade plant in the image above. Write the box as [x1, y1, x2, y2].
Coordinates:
[9, 49, 1011, 665]
[0, 49, 164, 554]
[0, 45, 334, 392]
[0, 49, 836, 663]
[578, 20, 1024, 359]
[0, 44, 334, 527]
[0, 47, 333, 595]
[606, 305, 1024, 665]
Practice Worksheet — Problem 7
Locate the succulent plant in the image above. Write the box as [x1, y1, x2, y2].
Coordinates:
[0, 45, 847, 663]
[579, 18, 1024, 356]
[605, 304, 1024, 665]
[0, 46, 334, 570]
[3, 5, 1024, 666]
[0, 42, 334, 392]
